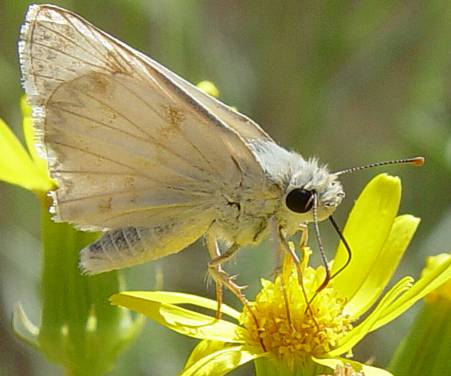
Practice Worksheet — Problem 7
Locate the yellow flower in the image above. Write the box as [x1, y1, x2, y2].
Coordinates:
[111, 174, 451, 375]
[0, 97, 55, 194]
[197, 80, 220, 98]
[240, 249, 352, 369]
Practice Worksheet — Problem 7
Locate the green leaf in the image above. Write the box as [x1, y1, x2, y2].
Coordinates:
[389, 297, 451, 376]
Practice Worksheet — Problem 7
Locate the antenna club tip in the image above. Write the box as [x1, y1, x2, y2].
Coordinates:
[411, 157, 425, 166]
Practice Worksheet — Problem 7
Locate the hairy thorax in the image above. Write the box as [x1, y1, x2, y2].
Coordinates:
[209, 179, 282, 247]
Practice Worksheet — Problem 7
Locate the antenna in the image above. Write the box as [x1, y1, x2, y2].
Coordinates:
[334, 156, 424, 176]
[311, 155, 425, 295]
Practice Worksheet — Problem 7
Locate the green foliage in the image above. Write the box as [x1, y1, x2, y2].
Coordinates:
[389, 298, 451, 376]
[35, 206, 143, 376]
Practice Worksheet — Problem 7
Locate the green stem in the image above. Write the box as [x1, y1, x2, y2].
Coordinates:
[254, 356, 327, 376]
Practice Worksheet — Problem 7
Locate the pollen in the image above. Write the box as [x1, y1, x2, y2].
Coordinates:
[240, 248, 353, 367]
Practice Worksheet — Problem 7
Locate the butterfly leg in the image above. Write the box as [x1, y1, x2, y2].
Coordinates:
[277, 227, 311, 303]
[271, 221, 308, 276]
[299, 223, 308, 248]
[205, 236, 225, 318]
[277, 226, 319, 327]
[206, 237, 266, 349]
[206, 237, 248, 318]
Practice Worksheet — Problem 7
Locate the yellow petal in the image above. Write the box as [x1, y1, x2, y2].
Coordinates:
[118, 291, 241, 319]
[332, 174, 401, 315]
[110, 292, 246, 343]
[185, 340, 228, 370]
[180, 345, 263, 376]
[347, 215, 420, 319]
[313, 357, 393, 376]
[0, 118, 52, 192]
[370, 254, 451, 331]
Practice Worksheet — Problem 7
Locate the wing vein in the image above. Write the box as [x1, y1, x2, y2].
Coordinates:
[58, 187, 203, 205]
[51, 141, 151, 177]
[102, 203, 209, 224]
[53, 94, 214, 182]
[52, 170, 152, 178]
[80, 82, 218, 181]
[59, 12, 118, 72]
[50, 101, 151, 141]
[49, 105, 212, 184]
[35, 21, 110, 68]
[109, 76, 223, 178]
[30, 40, 112, 72]
[80, 91, 152, 138]
[30, 55, 79, 74]
[103, 44, 134, 76]
[52, 170, 212, 197]
[28, 72, 65, 82]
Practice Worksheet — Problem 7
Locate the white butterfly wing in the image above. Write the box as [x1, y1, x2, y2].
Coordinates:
[37, 70, 241, 230]
[19, 4, 277, 273]
[19, 4, 270, 234]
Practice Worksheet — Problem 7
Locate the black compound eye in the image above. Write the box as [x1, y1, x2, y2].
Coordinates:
[285, 188, 314, 213]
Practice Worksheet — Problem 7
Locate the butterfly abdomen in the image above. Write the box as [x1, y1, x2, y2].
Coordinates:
[80, 227, 152, 274]
[79, 212, 214, 274]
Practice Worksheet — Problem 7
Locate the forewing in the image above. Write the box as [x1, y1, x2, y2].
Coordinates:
[42, 71, 238, 230]
[18, 4, 274, 143]
[143, 58, 275, 142]
[19, 5, 268, 231]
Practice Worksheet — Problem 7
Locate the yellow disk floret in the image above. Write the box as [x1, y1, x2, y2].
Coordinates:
[240, 248, 353, 368]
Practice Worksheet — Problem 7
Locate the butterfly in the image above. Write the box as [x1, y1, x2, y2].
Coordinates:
[19, 4, 422, 307]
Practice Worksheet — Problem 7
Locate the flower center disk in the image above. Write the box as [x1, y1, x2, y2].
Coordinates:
[240, 252, 353, 365]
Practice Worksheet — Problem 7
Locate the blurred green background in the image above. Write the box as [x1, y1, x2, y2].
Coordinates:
[1, 1, 450, 375]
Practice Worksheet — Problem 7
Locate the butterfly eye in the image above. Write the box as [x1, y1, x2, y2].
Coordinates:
[285, 188, 314, 213]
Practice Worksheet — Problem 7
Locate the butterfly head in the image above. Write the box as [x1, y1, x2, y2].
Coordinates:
[282, 159, 345, 224]
[280, 155, 425, 226]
